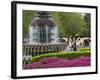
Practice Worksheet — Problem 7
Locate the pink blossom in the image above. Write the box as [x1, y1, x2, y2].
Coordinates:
[23, 56, 91, 69]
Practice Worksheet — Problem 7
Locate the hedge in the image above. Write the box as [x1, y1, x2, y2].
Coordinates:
[32, 51, 90, 62]
[79, 48, 91, 51]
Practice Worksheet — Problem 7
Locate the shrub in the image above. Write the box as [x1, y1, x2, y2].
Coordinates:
[32, 51, 90, 62]
[79, 48, 91, 51]
[24, 56, 91, 69]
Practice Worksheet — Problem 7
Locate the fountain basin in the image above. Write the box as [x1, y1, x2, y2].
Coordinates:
[23, 43, 67, 56]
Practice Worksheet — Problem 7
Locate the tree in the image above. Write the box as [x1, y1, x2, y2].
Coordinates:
[23, 10, 36, 38]
[83, 13, 91, 37]
[52, 12, 87, 38]
[52, 12, 88, 51]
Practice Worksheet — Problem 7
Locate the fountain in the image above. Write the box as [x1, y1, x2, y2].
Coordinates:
[29, 11, 58, 44]
[23, 11, 68, 65]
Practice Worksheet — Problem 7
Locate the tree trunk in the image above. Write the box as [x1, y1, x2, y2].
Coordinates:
[72, 36, 77, 51]
[74, 37, 77, 51]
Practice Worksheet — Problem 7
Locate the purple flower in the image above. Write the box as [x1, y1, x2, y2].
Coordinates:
[23, 56, 91, 69]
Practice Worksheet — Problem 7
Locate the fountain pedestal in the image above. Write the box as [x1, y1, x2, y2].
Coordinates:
[23, 11, 68, 65]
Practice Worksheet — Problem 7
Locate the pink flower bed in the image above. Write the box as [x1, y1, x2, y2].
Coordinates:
[23, 56, 91, 69]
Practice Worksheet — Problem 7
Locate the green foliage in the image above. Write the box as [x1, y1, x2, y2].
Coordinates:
[52, 12, 88, 38]
[23, 10, 36, 38]
[32, 51, 90, 62]
[82, 14, 91, 37]
[79, 48, 91, 51]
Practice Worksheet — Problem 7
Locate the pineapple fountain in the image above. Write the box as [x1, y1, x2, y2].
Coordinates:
[23, 11, 68, 65]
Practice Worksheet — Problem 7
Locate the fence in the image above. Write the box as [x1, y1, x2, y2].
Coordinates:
[22, 43, 67, 65]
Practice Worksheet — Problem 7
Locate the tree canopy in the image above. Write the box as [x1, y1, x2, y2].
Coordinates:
[52, 12, 90, 38]
[23, 10, 36, 38]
